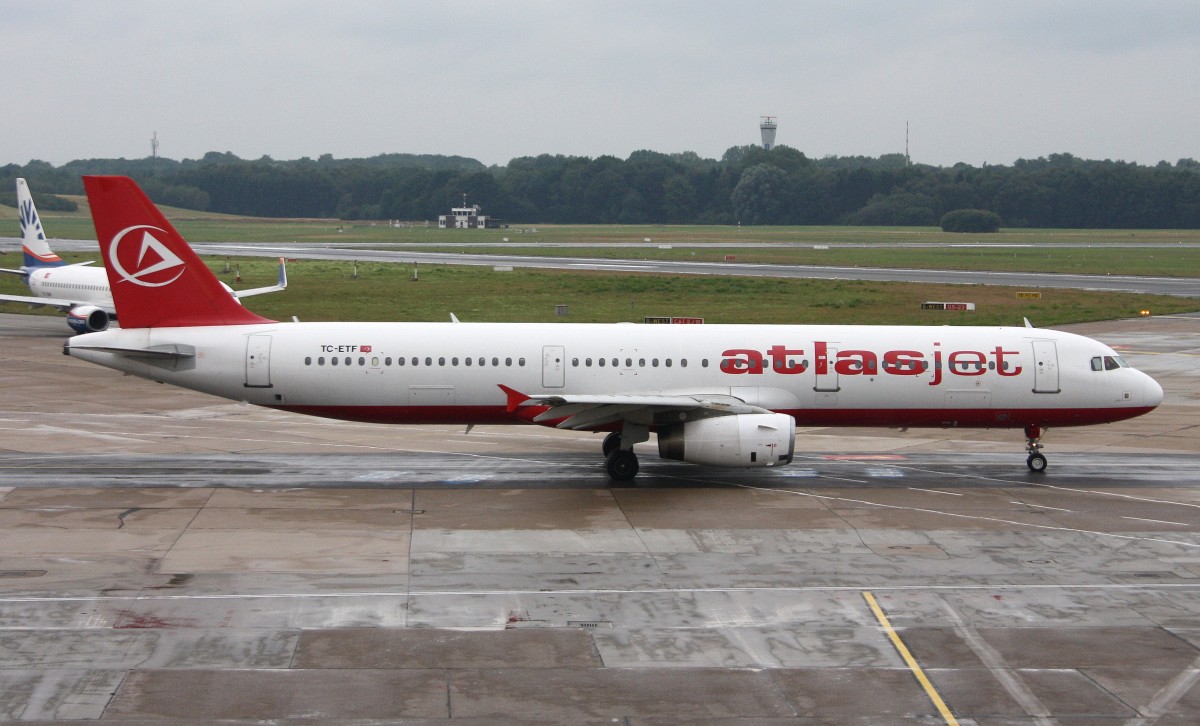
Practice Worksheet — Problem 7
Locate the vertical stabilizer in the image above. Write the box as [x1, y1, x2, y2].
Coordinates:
[17, 179, 65, 268]
[82, 175, 275, 328]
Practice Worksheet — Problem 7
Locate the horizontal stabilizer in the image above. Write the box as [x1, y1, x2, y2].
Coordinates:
[67, 342, 196, 360]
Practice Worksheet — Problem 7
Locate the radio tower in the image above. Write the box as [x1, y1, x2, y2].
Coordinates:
[151, 131, 159, 159]
[759, 116, 777, 150]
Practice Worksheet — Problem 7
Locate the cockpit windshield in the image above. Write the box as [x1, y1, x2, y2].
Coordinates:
[1090, 355, 1129, 371]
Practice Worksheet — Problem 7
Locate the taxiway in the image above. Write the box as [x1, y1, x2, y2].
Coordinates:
[1, 312, 1199, 722]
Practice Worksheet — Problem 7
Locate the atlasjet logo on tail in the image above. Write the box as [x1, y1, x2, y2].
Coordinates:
[109, 225, 186, 287]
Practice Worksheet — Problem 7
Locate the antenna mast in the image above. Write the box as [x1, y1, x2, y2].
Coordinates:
[151, 131, 159, 159]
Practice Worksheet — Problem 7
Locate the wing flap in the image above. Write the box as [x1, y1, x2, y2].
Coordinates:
[511, 390, 771, 430]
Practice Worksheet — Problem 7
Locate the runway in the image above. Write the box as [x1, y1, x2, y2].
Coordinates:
[2, 312, 1200, 722]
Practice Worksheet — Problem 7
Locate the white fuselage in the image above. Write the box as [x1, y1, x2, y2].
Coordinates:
[27, 265, 114, 310]
[67, 321, 1163, 432]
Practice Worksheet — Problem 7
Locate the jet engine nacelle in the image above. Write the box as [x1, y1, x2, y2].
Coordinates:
[66, 305, 110, 334]
[658, 413, 796, 468]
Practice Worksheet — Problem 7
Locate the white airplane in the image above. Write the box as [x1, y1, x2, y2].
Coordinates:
[1, 178, 287, 333]
[66, 176, 1164, 479]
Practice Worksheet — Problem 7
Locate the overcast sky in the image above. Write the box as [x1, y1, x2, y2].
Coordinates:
[5, 1, 1198, 168]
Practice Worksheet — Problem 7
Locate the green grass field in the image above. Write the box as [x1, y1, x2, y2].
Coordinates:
[2, 199, 1197, 327]
[3, 252, 1191, 327]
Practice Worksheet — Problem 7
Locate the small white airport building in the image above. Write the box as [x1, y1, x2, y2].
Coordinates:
[438, 202, 505, 229]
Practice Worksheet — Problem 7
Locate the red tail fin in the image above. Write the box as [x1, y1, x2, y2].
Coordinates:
[83, 176, 274, 328]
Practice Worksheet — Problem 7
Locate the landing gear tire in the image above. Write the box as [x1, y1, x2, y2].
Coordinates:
[605, 449, 639, 481]
[602, 432, 622, 457]
[1024, 424, 1048, 474]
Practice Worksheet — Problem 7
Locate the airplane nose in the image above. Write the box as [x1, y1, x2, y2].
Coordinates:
[1145, 374, 1165, 408]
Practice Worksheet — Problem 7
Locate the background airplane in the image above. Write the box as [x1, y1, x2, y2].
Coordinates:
[0, 178, 286, 333]
[66, 176, 1164, 480]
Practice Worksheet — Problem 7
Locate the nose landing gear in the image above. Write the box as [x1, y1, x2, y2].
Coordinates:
[1025, 424, 1047, 473]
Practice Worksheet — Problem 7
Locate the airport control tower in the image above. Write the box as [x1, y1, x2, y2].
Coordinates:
[760, 116, 777, 150]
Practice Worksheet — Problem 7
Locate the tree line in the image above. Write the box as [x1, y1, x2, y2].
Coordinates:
[3, 147, 1199, 229]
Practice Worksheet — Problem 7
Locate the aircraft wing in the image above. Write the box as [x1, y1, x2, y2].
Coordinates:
[500, 386, 769, 430]
[233, 258, 287, 299]
[2, 260, 94, 277]
[0, 293, 80, 311]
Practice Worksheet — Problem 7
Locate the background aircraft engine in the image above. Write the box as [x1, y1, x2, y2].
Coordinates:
[66, 305, 110, 334]
[657, 413, 796, 468]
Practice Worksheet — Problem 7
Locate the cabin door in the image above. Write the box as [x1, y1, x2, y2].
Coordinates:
[245, 334, 273, 388]
[1032, 340, 1060, 393]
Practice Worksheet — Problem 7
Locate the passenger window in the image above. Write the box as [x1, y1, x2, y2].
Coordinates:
[599, 358, 606, 367]
[318, 357, 325, 365]
[331, 357, 339, 366]
[438, 357, 445, 366]
[305, 357, 312, 366]
[465, 358, 472, 366]
[519, 358, 526, 366]
[452, 357, 459, 366]
[585, 358, 592, 367]
[505, 357, 512, 366]
[345, 357, 352, 366]
[702, 359, 709, 368]
[665, 359, 672, 367]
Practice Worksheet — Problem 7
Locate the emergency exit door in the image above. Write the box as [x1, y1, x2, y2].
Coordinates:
[542, 345, 565, 388]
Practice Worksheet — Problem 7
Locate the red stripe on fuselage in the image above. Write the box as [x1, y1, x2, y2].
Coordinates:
[270, 405, 1156, 430]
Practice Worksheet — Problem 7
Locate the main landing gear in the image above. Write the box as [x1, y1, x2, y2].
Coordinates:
[1024, 424, 1048, 473]
[603, 426, 648, 481]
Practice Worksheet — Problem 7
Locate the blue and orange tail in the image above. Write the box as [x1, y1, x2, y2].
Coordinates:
[17, 178, 65, 269]
[83, 176, 275, 328]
